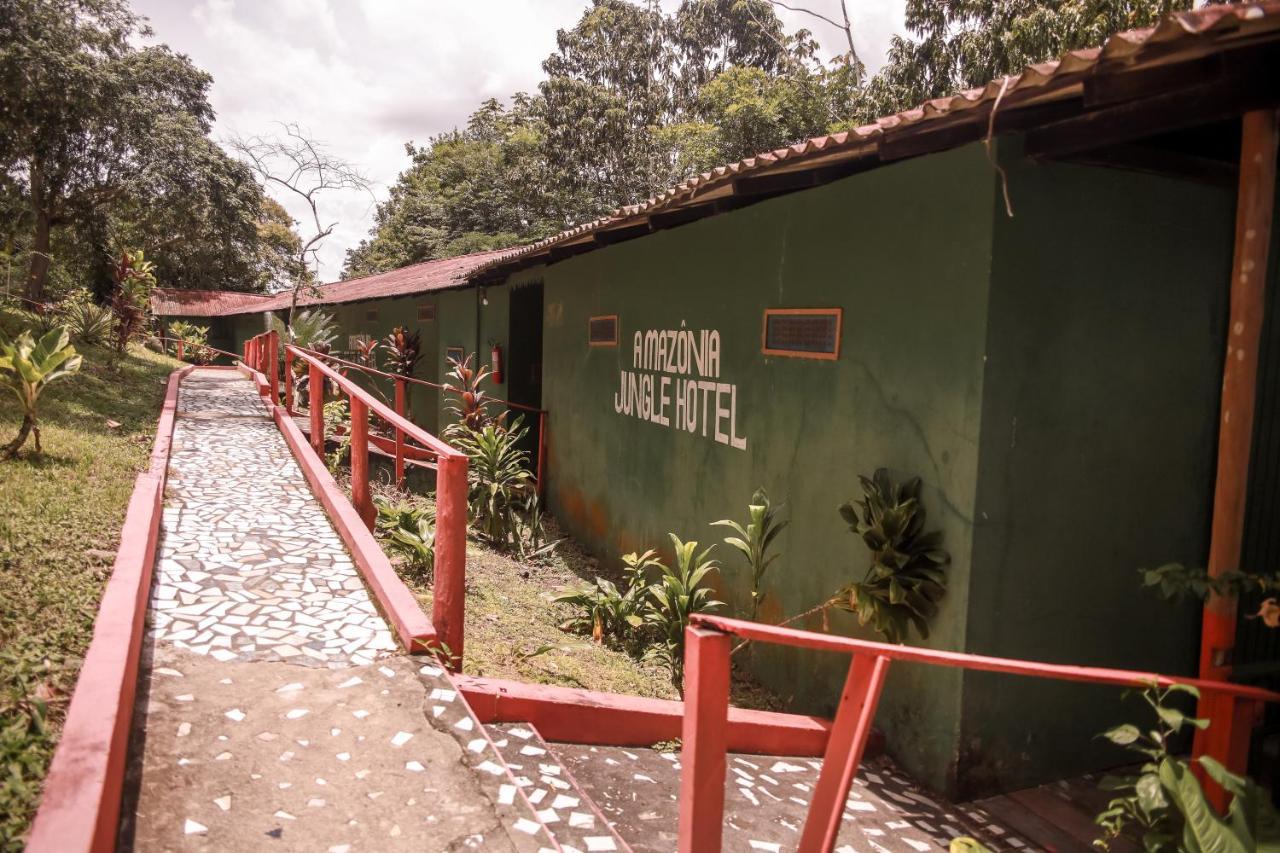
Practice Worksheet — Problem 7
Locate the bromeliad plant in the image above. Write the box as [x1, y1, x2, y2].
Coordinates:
[374, 497, 435, 582]
[1093, 682, 1280, 851]
[644, 535, 725, 693]
[829, 469, 949, 644]
[713, 487, 787, 623]
[60, 290, 113, 345]
[1, 327, 83, 459]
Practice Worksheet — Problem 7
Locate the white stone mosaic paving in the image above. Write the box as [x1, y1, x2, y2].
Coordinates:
[150, 371, 396, 668]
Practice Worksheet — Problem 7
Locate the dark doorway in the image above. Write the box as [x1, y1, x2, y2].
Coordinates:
[507, 282, 544, 472]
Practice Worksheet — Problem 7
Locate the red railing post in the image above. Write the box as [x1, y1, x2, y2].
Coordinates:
[258, 334, 269, 378]
[797, 653, 891, 852]
[284, 346, 295, 412]
[176, 339, 184, 361]
[678, 625, 732, 853]
[394, 378, 406, 487]
[349, 396, 373, 531]
[309, 361, 325, 456]
[536, 410, 547, 498]
[433, 452, 469, 671]
[1194, 690, 1261, 812]
[267, 330, 280, 405]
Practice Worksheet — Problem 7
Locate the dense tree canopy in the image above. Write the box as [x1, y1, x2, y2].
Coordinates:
[0, 0, 299, 301]
[348, 0, 1198, 279]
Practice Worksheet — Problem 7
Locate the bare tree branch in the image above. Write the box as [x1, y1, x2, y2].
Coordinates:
[765, 0, 862, 71]
[228, 122, 374, 325]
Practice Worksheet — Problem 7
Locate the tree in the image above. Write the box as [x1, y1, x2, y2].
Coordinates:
[230, 123, 372, 322]
[0, 0, 291, 301]
[851, 0, 1193, 124]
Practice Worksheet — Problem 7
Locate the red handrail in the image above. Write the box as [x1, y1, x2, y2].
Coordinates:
[246, 332, 469, 669]
[291, 344, 548, 495]
[678, 614, 1280, 853]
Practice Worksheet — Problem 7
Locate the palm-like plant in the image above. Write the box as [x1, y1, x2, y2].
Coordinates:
[443, 353, 502, 438]
[1, 327, 83, 459]
[712, 487, 787, 623]
[61, 293, 113, 345]
[554, 549, 659, 643]
[644, 534, 724, 692]
[374, 498, 435, 581]
[452, 417, 533, 547]
[110, 249, 156, 355]
[272, 308, 338, 351]
[829, 469, 950, 644]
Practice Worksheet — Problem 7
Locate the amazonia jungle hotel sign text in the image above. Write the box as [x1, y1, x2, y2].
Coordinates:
[613, 327, 747, 451]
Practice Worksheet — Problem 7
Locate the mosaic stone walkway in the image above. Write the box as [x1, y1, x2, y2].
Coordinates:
[119, 370, 530, 851]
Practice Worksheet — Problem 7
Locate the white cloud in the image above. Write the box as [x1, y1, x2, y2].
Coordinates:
[132, 0, 905, 282]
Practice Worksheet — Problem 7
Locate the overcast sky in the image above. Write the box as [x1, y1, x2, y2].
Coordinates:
[132, 0, 906, 282]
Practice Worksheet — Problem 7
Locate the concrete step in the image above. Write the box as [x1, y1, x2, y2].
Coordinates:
[412, 663, 557, 851]
[542, 741, 1046, 853]
[484, 723, 632, 853]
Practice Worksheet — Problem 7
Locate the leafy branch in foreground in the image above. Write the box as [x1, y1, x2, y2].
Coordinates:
[1141, 563, 1280, 628]
[374, 497, 435, 582]
[828, 469, 949, 644]
[1093, 681, 1280, 851]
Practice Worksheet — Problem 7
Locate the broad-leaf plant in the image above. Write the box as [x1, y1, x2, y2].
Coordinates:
[1, 327, 83, 459]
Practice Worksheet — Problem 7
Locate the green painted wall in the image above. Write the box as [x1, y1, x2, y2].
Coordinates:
[323, 295, 441, 435]
[536, 143, 1001, 792]
[956, 141, 1233, 795]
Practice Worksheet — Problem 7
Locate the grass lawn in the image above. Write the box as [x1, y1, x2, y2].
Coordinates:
[0, 305, 181, 851]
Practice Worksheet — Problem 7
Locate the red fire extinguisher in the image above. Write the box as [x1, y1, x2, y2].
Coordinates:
[490, 342, 503, 384]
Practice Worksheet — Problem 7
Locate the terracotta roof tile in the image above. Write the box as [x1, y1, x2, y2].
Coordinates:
[151, 289, 273, 317]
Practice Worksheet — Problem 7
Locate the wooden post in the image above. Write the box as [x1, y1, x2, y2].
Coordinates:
[536, 410, 547, 499]
[798, 654, 891, 853]
[1194, 108, 1278, 810]
[309, 362, 325, 457]
[433, 452, 469, 670]
[176, 340, 184, 361]
[284, 347, 295, 413]
[394, 378, 406, 487]
[349, 396, 373, 530]
[267, 331, 279, 405]
[678, 626, 732, 853]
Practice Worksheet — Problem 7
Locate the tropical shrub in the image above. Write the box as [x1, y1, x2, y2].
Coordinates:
[383, 326, 422, 378]
[514, 492, 560, 562]
[323, 398, 351, 474]
[1093, 682, 1280, 851]
[643, 535, 724, 692]
[1141, 562, 1280, 629]
[443, 352, 503, 438]
[451, 416, 533, 548]
[60, 290, 113, 345]
[713, 487, 787, 623]
[110, 249, 156, 355]
[272, 308, 338, 352]
[554, 549, 659, 643]
[353, 336, 379, 367]
[168, 320, 213, 364]
[375, 497, 435, 581]
[828, 469, 950, 644]
[0, 327, 83, 459]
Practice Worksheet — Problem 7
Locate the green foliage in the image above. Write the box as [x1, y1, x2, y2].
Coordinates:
[167, 320, 212, 365]
[554, 549, 658, 642]
[643, 535, 724, 692]
[374, 497, 435, 582]
[1142, 562, 1280, 604]
[1, 0, 284, 301]
[1093, 681, 1280, 852]
[272, 308, 338, 351]
[829, 469, 950, 644]
[713, 486, 787, 622]
[0, 326, 83, 459]
[451, 416, 534, 548]
[322, 398, 351, 474]
[58, 292, 113, 346]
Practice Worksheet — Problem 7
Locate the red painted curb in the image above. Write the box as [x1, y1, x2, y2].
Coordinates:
[270, 394, 437, 653]
[26, 366, 192, 853]
[454, 675, 861, 757]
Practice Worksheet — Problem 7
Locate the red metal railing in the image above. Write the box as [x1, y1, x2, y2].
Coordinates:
[678, 614, 1280, 853]
[283, 346, 548, 495]
[246, 331, 469, 668]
